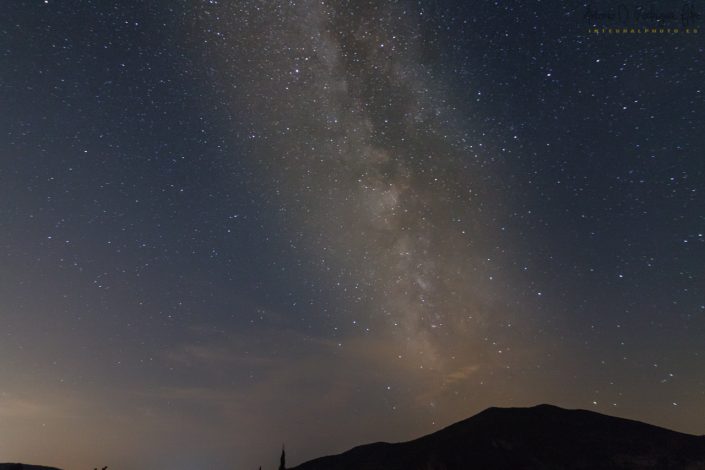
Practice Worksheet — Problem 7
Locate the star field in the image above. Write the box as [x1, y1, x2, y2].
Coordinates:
[0, 1, 704, 469]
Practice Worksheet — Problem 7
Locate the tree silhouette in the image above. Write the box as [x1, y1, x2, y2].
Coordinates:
[279, 445, 286, 470]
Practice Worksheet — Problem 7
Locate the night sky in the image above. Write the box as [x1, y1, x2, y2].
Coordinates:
[1, 1, 704, 469]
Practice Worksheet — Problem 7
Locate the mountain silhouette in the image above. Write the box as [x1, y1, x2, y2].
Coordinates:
[0, 465, 62, 470]
[291, 404, 705, 470]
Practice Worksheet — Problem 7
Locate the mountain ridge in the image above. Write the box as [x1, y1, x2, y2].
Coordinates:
[0, 465, 62, 470]
[291, 404, 705, 470]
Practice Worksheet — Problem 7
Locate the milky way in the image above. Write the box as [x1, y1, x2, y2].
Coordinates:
[210, 0, 521, 369]
[1, 1, 704, 469]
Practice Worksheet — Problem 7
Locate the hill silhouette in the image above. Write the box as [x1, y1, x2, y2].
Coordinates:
[0, 465, 62, 470]
[291, 404, 705, 470]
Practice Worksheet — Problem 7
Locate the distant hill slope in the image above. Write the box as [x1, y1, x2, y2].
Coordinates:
[0, 465, 61, 470]
[292, 404, 705, 470]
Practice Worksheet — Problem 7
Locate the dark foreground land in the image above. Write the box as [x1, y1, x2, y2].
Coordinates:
[292, 404, 705, 470]
[0, 465, 61, 470]
[5, 404, 705, 470]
